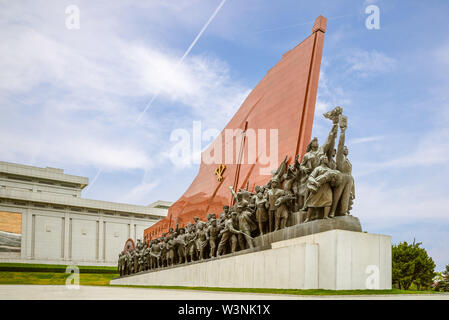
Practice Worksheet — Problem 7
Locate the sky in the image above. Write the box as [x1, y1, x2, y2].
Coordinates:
[0, 0, 448, 271]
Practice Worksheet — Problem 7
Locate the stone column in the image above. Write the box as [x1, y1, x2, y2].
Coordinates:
[97, 217, 104, 261]
[21, 207, 31, 259]
[63, 209, 70, 260]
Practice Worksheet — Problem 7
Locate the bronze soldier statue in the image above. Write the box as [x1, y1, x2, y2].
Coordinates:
[160, 237, 168, 268]
[117, 251, 124, 276]
[217, 210, 228, 248]
[236, 201, 256, 249]
[220, 205, 230, 219]
[124, 251, 130, 275]
[175, 227, 188, 264]
[196, 221, 209, 260]
[303, 155, 341, 222]
[300, 107, 340, 212]
[144, 242, 151, 270]
[255, 191, 268, 235]
[134, 239, 144, 273]
[274, 192, 294, 230]
[167, 233, 176, 266]
[185, 224, 197, 262]
[207, 218, 220, 258]
[116, 105, 361, 278]
[150, 239, 161, 269]
[129, 250, 135, 274]
[330, 115, 355, 217]
[266, 177, 285, 232]
[217, 211, 241, 256]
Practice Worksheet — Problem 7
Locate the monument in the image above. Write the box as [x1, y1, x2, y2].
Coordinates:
[110, 16, 392, 290]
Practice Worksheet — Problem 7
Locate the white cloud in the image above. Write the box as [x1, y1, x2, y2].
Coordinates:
[349, 135, 384, 145]
[0, 0, 249, 174]
[363, 0, 379, 5]
[434, 44, 449, 66]
[355, 125, 449, 176]
[119, 181, 160, 204]
[346, 50, 396, 77]
[354, 180, 449, 230]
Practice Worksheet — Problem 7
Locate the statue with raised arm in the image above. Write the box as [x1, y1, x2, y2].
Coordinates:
[238, 188, 254, 204]
[300, 107, 341, 210]
[228, 186, 240, 214]
[330, 115, 355, 217]
[323, 106, 342, 161]
[236, 201, 256, 250]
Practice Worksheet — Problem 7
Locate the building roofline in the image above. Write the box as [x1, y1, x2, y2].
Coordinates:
[147, 200, 173, 208]
[0, 161, 89, 189]
[0, 188, 167, 218]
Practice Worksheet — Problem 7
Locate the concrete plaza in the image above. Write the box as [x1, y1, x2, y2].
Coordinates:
[1, 285, 448, 300]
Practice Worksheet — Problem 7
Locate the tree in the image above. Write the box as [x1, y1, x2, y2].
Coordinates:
[392, 240, 436, 290]
[434, 264, 449, 292]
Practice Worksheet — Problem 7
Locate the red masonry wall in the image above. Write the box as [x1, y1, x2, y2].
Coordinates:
[145, 16, 327, 241]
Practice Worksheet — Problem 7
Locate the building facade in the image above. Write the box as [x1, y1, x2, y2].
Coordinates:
[0, 161, 170, 266]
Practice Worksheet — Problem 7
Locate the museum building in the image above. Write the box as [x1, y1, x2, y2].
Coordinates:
[0, 161, 170, 266]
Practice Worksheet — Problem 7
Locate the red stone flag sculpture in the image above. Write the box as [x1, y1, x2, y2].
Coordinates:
[145, 16, 327, 241]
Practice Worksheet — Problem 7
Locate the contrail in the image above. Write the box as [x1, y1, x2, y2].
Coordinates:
[180, 0, 227, 63]
[84, 168, 103, 193]
[136, 0, 227, 123]
[88, 0, 227, 191]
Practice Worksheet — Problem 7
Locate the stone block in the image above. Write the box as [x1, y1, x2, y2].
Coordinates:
[254, 215, 362, 248]
[110, 229, 391, 290]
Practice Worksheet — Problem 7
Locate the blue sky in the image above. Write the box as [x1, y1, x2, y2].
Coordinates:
[1, 0, 448, 271]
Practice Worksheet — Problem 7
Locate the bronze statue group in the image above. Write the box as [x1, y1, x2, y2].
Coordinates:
[118, 107, 355, 276]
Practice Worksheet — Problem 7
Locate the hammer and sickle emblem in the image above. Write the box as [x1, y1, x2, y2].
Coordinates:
[214, 164, 226, 182]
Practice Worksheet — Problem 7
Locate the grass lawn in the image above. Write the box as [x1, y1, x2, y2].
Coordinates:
[0, 271, 118, 286]
[110, 285, 438, 296]
[0, 270, 440, 295]
[0, 263, 442, 295]
[0, 262, 117, 273]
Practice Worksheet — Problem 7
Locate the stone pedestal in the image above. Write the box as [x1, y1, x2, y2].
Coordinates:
[255, 215, 362, 247]
[110, 228, 391, 290]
